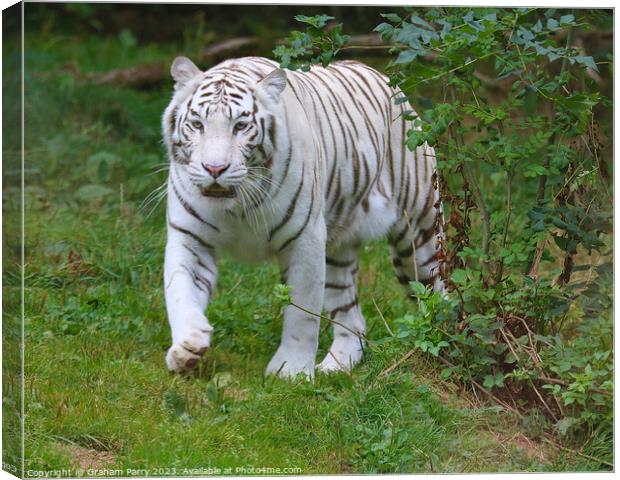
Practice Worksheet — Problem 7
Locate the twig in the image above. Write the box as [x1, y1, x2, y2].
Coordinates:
[226, 276, 243, 295]
[512, 315, 542, 364]
[542, 434, 613, 468]
[378, 349, 416, 378]
[289, 301, 367, 342]
[407, 49, 501, 90]
[499, 327, 520, 363]
[372, 297, 393, 337]
[83, 36, 260, 88]
[529, 379, 558, 423]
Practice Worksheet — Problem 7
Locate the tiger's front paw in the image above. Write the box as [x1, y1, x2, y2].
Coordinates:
[166, 325, 213, 373]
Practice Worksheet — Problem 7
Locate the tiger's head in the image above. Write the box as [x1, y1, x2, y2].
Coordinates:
[163, 56, 287, 202]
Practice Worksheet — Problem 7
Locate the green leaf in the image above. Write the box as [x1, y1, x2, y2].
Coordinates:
[483, 372, 505, 389]
[294, 14, 334, 29]
[274, 283, 292, 303]
[574, 55, 599, 72]
[410, 15, 433, 30]
[408, 280, 428, 296]
[524, 164, 547, 178]
[504, 352, 518, 364]
[559, 14, 575, 25]
[416, 384, 430, 394]
[547, 18, 559, 30]
[380, 12, 402, 23]
[544, 8, 557, 18]
[451, 269, 468, 285]
[394, 49, 418, 65]
[440, 367, 456, 380]
[374, 22, 394, 40]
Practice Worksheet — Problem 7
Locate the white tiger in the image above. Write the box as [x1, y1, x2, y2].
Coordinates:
[162, 56, 445, 378]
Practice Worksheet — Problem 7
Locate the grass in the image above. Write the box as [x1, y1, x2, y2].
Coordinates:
[2, 12, 607, 476]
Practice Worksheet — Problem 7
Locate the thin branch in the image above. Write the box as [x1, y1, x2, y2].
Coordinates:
[379, 349, 416, 378]
[499, 327, 520, 363]
[529, 379, 558, 423]
[289, 301, 367, 342]
[372, 297, 393, 337]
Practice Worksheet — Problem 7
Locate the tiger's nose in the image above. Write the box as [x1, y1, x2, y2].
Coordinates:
[202, 163, 230, 179]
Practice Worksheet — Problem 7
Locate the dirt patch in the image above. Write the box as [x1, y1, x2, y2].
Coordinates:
[57, 443, 116, 470]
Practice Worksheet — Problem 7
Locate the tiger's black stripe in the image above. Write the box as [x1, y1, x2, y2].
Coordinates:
[330, 297, 358, 317]
[277, 186, 316, 253]
[269, 164, 305, 241]
[168, 219, 214, 250]
[170, 174, 220, 232]
[326, 257, 355, 268]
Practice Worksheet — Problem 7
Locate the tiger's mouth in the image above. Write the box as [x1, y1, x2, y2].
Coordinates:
[200, 184, 236, 198]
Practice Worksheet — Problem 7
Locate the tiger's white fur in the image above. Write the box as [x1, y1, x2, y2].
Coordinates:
[161, 56, 445, 378]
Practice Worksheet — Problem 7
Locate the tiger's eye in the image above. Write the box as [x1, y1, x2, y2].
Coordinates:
[234, 121, 248, 134]
[191, 120, 203, 130]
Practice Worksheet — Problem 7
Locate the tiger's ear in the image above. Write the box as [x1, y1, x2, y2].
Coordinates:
[171, 56, 201, 89]
[256, 68, 287, 103]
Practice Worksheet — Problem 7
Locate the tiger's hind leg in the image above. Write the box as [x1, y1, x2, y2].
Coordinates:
[317, 246, 365, 373]
[388, 207, 445, 295]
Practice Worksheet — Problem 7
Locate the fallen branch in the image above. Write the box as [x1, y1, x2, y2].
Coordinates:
[80, 33, 393, 88]
[84, 36, 260, 88]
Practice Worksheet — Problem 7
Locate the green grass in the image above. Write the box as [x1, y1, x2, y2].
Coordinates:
[7, 16, 606, 476]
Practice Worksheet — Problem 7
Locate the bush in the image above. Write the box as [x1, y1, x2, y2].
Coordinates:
[275, 7, 612, 465]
